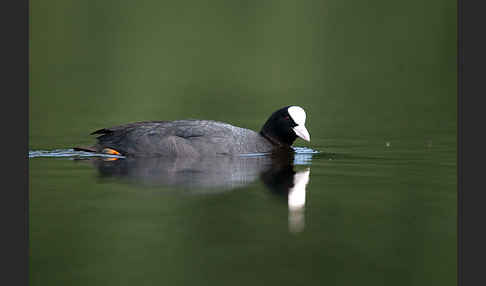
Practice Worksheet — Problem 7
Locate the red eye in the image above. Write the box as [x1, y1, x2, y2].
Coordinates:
[284, 116, 290, 120]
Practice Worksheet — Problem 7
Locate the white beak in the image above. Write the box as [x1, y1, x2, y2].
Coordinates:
[292, 125, 310, 142]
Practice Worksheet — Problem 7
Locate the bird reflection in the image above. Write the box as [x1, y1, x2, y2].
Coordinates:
[287, 169, 310, 233]
[259, 156, 311, 233]
[79, 151, 312, 233]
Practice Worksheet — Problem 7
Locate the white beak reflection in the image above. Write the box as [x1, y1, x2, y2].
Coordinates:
[288, 168, 310, 233]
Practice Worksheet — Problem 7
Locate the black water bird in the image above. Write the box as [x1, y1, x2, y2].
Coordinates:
[74, 106, 310, 157]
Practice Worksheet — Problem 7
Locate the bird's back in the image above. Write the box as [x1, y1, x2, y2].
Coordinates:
[91, 120, 274, 157]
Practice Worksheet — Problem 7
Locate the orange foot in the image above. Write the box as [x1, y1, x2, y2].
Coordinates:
[102, 148, 122, 156]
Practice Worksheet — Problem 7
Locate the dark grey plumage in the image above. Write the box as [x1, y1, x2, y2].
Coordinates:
[75, 106, 309, 157]
[88, 120, 275, 157]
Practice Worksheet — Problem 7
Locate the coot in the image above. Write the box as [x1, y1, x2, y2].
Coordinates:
[74, 105, 310, 157]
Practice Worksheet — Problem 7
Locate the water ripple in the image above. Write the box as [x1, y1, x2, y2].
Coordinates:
[292, 146, 320, 154]
[29, 147, 319, 164]
[28, 149, 124, 159]
[292, 147, 319, 165]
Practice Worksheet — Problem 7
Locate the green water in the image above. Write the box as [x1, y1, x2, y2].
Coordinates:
[29, 0, 456, 285]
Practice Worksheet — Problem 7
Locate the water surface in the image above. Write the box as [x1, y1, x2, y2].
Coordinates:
[30, 0, 456, 285]
[29, 136, 456, 286]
